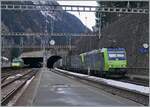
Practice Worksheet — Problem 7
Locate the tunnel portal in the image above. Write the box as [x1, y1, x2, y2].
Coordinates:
[22, 57, 43, 68]
[47, 56, 62, 68]
[22, 56, 62, 68]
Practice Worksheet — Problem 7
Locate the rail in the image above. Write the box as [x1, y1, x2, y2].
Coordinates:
[1, 68, 37, 105]
[1, 70, 33, 88]
[2, 45, 76, 49]
[1, 32, 97, 36]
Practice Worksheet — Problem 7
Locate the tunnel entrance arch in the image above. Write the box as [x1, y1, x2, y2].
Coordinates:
[47, 56, 62, 68]
[22, 57, 43, 68]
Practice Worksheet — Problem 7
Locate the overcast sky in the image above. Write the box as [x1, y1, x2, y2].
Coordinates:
[57, 1, 98, 30]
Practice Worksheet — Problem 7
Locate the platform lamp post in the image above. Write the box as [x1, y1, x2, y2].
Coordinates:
[97, 2, 102, 39]
[67, 34, 72, 68]
[43, 11, 48, 68]
[98, 12, 102, 39]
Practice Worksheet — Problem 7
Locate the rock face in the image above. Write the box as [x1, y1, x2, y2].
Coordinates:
[99, 14, 149, 68]
[75, 14, 148, 68]
[1, 1, 90, 33]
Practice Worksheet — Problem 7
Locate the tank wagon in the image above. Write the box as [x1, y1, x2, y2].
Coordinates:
[60, 48, 127, 77]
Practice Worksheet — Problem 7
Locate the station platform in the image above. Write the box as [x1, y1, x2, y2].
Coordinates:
[15, 68, 142, 106]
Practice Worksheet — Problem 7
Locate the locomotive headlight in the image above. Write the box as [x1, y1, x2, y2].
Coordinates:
[109, 65, 112, 67]
[122, 65, 125, 67]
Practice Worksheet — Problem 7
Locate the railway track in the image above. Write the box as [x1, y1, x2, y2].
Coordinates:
[59, 68, 149, 87]
[1, 68, 38, 106]
[117, 77, 149, 87]
[1, 68, 30, 83]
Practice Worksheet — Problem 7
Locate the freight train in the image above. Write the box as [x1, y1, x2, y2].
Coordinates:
[58, 48, 127, 77]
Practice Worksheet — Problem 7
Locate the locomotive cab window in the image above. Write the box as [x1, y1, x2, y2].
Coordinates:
[116, 54, 125, 58]
[107, 49, 126, 60]
[108, 54, 116, 58]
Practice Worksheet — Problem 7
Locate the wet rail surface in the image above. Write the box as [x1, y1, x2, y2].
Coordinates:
[16, 68, 142, 106]
[1, 68, 30, 83]
[1, 68, 38, 106]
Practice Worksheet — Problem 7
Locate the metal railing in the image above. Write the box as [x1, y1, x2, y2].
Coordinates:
[2, 45, 76, 49]
[1, 4, 149, 14]
[1, 32, 97, 37]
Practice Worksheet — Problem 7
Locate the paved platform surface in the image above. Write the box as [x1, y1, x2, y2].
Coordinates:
[16, 68, 142, 106]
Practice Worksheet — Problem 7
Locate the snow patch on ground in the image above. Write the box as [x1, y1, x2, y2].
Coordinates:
[88, 76, 149, 94]
[55, 68, 150, 94]
[16, 74, 22, 77]
[56, 68, 87, 77]
[7, 76, 15, 79]
[40, 11, 47, 17]
[40, 11, 56, 20]
[32, 1, 46, 5]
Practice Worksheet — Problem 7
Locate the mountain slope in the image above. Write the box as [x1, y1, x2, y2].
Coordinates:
[2, 1, 90, 33]
[1, 1, 91, 60]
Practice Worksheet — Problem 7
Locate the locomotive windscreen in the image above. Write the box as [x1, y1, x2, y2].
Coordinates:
[107, 48, 126, 60]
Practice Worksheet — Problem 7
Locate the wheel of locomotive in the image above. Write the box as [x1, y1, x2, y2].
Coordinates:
[97, 71, 105, 77]
[102, 72, 106, 78]
[120, 72, 126, 78]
